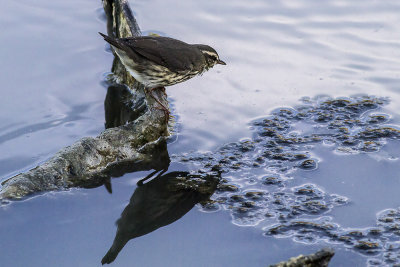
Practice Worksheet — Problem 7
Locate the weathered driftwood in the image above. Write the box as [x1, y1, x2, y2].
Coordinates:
[269, 248, 335, 267]
[0, 0, 169, 201]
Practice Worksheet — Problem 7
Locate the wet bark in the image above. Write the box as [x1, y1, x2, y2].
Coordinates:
[269, 248, 335, 267]
[0, 0, 169, 201]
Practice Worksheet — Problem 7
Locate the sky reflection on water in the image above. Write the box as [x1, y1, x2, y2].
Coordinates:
[1, 0, 400, 266]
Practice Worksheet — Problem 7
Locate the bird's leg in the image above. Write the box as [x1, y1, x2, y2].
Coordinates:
[147, 87, 170, 123]
[137, 168, 168, 186]
[137, 169, 159, 186]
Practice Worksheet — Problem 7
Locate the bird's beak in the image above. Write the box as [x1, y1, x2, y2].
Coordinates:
[217, 60, 226, 65]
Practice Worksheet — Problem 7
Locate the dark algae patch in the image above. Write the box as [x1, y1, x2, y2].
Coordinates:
[175, 96, 400, 265]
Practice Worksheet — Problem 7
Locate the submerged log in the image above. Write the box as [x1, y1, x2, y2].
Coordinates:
[0, 0, 169, 201]
[269, 248, 335, 267]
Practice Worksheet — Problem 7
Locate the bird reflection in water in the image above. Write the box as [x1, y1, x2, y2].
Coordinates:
[101, 170, 220, 264]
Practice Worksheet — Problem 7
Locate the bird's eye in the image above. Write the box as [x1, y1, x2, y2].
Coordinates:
[208, 55, 217, 61]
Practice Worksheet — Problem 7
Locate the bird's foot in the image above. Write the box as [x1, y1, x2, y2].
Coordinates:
[147, 87, 170, 123]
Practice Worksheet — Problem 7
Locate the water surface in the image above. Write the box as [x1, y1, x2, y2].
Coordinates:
[1, 0, 400, 266]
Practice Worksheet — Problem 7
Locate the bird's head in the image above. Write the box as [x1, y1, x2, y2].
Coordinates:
[195, 44, 226, 68]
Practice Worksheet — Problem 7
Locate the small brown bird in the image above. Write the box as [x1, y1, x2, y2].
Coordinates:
[99, 32, 226, 119]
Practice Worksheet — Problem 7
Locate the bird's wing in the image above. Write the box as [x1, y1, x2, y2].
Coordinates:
[122, 36, 205, 72]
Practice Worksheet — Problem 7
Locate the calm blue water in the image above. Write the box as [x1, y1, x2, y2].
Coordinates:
[1, 0, 400, 266]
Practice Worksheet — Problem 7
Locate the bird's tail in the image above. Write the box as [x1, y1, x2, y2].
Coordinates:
[99, 32, 123, 49]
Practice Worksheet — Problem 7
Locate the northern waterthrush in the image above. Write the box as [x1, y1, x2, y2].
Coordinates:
[99, 32, 226, 119]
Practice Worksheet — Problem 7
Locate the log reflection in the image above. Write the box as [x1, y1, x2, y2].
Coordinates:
[104, 84, 146, 129]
